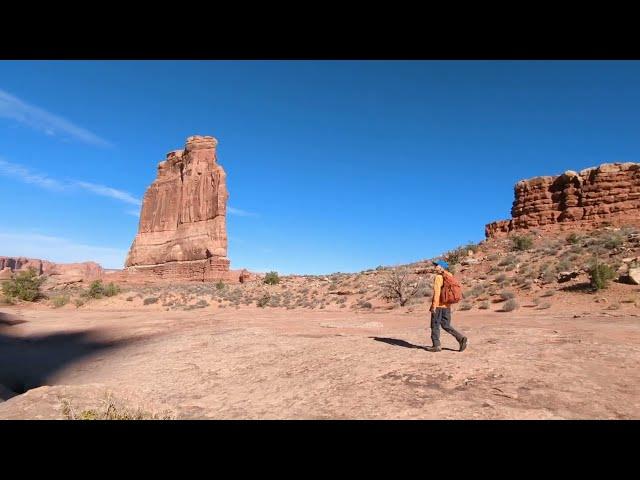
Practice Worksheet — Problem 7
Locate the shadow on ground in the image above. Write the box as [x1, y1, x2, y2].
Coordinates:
[371, 337, 458, 352]
[0, 311, 149, 396]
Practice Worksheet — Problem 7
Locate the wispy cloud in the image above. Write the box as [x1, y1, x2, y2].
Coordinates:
[0, 232, 127, 269]
[0, 157, 141, 208]
[228, 206, 258, 217]
[75, 181, 141, 206]
[0, 158, 65, 191]
[0, 88, 112, 148]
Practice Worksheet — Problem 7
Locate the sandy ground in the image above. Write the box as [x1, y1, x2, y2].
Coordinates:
[1, 305, 639, 419]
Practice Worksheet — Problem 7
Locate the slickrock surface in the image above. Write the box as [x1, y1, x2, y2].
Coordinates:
[125, 135, 232, 281]
[486, 163, 640, 238]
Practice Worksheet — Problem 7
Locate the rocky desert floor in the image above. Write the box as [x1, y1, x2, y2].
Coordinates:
[2, 303, 639, 419]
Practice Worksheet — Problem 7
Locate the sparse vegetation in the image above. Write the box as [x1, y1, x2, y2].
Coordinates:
[257, 294, 270, 308]
[61, 394, 174, 420]
[381, 267, 425, 307]
[2, 267, 45, 302]
[51, 295, 70, 308]
[215, 281, 225, 290]
[143, 297, 159, 305]
[499, 290, 515, 301]
[479, 301, 490, 310]
[588, 258, 616, 291]
[264, 271, 280, 285]
[459, 301, 472, 311]
[502, 299, 519, 312]
[512, 235, 533, 251]
[82, 280, 121, 300]
[566, 232, 581, 244]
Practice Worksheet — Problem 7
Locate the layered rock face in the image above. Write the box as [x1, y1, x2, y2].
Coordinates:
[486, 162, 640, 238]
[125, 135, 231, 281]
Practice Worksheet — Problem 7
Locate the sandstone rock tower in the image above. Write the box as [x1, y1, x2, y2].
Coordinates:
[125, 135, 230, 281]
[485, 162, 640, 238]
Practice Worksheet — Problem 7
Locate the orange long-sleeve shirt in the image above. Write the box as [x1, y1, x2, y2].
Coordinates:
[431, 274, 451, 309]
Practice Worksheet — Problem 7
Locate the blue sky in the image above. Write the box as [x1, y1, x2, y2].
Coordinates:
[1, 61, 640, 274]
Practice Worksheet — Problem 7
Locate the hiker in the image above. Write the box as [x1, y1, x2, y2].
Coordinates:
[428, 260, 468, 352]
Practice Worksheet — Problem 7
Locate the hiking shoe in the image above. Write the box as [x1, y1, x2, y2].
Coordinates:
[459, 337, 468, 352]
[427, 345, 442, 352]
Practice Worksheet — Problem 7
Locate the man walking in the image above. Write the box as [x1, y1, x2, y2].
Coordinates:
[428, 260, 468, 352]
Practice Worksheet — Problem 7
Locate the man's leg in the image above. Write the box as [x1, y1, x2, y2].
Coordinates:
[430, 308, 442, 350]
[440, 308, 467, 351]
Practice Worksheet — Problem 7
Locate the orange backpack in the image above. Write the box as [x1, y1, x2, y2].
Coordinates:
[440, 272, 463, 304]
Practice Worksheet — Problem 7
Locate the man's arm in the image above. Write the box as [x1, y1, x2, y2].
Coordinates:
[431, 275, 442, 312]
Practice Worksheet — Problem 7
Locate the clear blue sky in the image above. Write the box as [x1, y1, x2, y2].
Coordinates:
[1, 61, 640, 274]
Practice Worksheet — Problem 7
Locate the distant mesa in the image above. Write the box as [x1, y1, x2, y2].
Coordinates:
[486, 162, 640, 238]
[0, 257, 103, 284]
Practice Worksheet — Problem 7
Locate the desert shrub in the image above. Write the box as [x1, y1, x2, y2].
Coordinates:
[566, 232, 581, 245]
[498, 255, 516, 267]
[264, 272, 280, 285]
[143, 297, 159, 305]
[539, 267, 556, 284]
[479, 301, 490, 310]
[257, 294, 270, 308]
[2, 267, 45, 302]
[465, 284, 485, 298]
[194, 299, 209, 308]
[74, 298, 85, 308]
[52, 295, 70, 308]
[358, 301, 373, 309]
[85, 280, 106, 299]
[502, 299, 519, 312]
[382, 267, 424, 307]
[555, 258, 573, 273]
[512, 235, 533, 251]
[601, 232, 624, 250]
[587, 259, 616, 291]
[459, 301, 472, 311]
[487, 253, 500, 262]
[215, 281, 225, 290]
[499, 290, 515, 301]
[104, 283, 120, 297]
[494, 273, 507, 283]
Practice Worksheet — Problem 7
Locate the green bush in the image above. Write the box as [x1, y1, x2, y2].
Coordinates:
[512, 235, 534, 251]
[52, 295, 70, 308]
[215, 281, 225, 290]
[85, 280, 105, 299]
[2, 267, 45, 302]
[502, 299, 519, 312]
[264, 271, 280, 285]
[588, 258, 616, 290]
[566, 232, 581, 245]
[104, 283, 120, 297]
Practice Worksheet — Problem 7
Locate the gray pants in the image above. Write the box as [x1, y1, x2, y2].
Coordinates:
[431, 307, 465, 347]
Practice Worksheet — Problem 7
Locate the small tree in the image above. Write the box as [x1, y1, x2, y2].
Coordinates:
[264, 271, 280, 285]
[382, 267, 424, 307]
[2, 267, 45, 302]
[512, 235, 533, 251]
[588, 257, 616, 290]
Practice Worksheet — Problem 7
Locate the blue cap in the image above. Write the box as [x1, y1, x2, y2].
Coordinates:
[432, 260, 449, 270]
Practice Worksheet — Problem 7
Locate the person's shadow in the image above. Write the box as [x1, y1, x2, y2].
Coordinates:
[371, 337, 457, 351]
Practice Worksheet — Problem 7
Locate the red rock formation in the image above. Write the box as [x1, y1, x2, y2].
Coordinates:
[485, 163, 640, 238]
[0, 257, 103, 282]
[124, 135, 231, 281]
